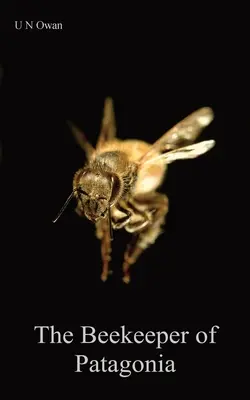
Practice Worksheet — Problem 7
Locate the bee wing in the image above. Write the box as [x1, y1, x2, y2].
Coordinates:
[141, 140, 215, 166]
[67, 120, 95, 160]
[96, 97, 117, 150]
[139, 107, 214, 164]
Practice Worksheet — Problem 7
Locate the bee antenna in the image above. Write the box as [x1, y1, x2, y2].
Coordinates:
[52, 190, 76, 223]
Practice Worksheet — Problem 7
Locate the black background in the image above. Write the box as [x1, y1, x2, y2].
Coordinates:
[1, 12, 228, 390]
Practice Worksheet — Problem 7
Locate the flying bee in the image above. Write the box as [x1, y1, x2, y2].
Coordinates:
[53, 98, 215, 283]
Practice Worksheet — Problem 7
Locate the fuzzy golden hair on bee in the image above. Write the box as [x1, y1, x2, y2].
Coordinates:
[53, 97, 215, 283]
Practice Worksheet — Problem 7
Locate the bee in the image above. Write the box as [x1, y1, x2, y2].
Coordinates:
[53, 98, 215, 283]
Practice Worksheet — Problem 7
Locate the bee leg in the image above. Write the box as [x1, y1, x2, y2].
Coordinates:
[112, 203, 132, 229]
[122, 193, 169, 283]
[96, 220, 112, 282]
[122, 235, 144, 284]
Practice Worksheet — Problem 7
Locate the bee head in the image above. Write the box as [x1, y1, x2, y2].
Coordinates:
[52, 169, 121, 242]
[73, 169, 121, 223]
